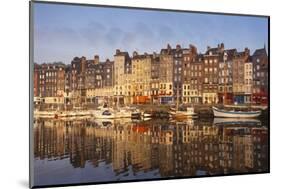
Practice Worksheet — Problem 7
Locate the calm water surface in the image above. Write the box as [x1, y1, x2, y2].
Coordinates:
[33, 117, 268, 186]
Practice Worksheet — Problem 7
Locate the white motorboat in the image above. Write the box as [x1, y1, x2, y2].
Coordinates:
[169, 107, 197, 118]
[143, 112, 152, 118]
[212, 106, 261, 118]
[93, 109, 116, 119]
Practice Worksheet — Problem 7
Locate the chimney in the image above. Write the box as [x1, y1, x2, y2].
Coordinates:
[133, 51, 138, 57]
[94, 55, 99, 64]
[81, 56, 86, 73]
[221, 43, 224, 50]
[245, 48, 250, 56]
[116, 49, 121, 55]
[189, 44, 197, 54]
[167, 43, 171, 50]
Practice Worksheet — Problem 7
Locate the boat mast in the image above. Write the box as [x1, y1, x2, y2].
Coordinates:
[176, 84, 179, 111]
[223, 52, 227, 105]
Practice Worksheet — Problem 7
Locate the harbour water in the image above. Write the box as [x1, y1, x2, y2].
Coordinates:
[33, 117, 268, 186]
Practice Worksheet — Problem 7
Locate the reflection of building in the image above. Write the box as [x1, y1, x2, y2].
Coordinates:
[34, 119, 268, 179]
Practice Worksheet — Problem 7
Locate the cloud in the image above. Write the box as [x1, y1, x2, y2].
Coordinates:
[157, 25, 174, 40]
[105, 27, 123, 45]
[121, 32, 137, 48]
[79, 21, 107, 46]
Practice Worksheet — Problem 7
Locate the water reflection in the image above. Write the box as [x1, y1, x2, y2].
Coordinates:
[33, 118, 268, 186]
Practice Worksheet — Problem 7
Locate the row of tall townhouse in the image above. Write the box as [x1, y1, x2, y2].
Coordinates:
[33, 62, 65, 105]
[33, 43, 268, 106]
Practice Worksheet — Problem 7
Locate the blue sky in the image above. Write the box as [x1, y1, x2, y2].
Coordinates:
[33, 2, 268, 64]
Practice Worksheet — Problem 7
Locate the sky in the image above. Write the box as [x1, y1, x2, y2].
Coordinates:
[33, 2, 268, 64]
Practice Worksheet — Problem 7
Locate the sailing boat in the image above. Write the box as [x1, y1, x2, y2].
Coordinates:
[212, 52, 261, 118]
[169, 84, 197, 118]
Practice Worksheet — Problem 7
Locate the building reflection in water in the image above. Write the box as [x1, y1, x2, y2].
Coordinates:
[33, 118, 268, 184]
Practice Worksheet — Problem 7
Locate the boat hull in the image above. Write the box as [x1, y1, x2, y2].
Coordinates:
[212, 107, 261, 118]
[224, 104, 268, 110]
[169, 111, 197, 119]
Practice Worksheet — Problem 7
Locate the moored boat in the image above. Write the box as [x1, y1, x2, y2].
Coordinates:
[142, 112, 152, 118]
[224, 104, 268, 110]
[94, 109, 116, 119]
[169, 107, 197, 118]
[212, 106, 261, 118]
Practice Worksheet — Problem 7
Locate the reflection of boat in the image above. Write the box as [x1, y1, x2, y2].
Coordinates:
[212, 106, 261, 118]
[224, 104, 268, 110]
[143, 117, 152, 121]
[213, 118, 261, 126]
[34, 111, 55, 118]
[35, 110, 93, 118]
[93, 118, 114, 127]
[115, 108, 132, 118]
